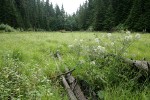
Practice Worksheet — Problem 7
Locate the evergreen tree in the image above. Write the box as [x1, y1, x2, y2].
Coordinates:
[93, 0, 105, 31]
[0, 0, 20, 28]
[125, 0, 144, 31]
[103, 2, 115, 31]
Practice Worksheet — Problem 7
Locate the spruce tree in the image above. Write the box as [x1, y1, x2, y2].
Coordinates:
[93, 0, 105, 31]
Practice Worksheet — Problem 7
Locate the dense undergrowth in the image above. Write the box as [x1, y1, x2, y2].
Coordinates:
[65, 32, 150, 99]
[0, 32, 150, 99]
[0, 24, 16, 32]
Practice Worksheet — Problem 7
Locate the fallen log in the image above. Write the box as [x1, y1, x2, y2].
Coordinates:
[124, 58, 150, 73]
[65, 68, 87, 100]
[105, 54, 150, 73]
[54, 51, 77, 100]
[62, 75, 77, 100]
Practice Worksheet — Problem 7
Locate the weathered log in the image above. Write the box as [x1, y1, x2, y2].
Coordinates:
[56, 69, 75, 78]
[124, 58, 150, 73]
[54, 51, 77, 100]
[62, 75, 77, 100]
[65, 68, 87, 100]
[105, 54, 150, 73]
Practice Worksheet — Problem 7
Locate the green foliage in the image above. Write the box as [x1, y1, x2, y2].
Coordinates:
[67, 32, 149, 99]
[115, 24, 128, 32]
[125, 0, 150, 32]
[75, 0, 149, 32]
[0, 51, 28, 99]
[0, 32, 150, 99]
[0, 24, 16, 32]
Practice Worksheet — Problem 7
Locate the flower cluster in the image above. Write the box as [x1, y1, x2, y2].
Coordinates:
[94, 45, 106, 53]
[135, 33, 141, 40]
[125, 35, 133, 41]
[95, 38, 99, 43]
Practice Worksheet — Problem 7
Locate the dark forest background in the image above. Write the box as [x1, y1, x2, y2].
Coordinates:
[0, 0, 150, 32]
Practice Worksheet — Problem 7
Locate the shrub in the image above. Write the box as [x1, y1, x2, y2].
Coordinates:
[67, 32, 147, 99]
[115, 24, 128, 32]
[0, 51, 29, 99]
[27, 28, 35, 31]
[87, 26, 94, 31]
[0, 24, 16, 32]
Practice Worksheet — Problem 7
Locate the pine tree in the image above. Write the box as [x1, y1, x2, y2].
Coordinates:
[103, 1, 115, 31]
[125, 0, 144, 31]
[0, 0, 20, 28]
[93, 0, 105, 31]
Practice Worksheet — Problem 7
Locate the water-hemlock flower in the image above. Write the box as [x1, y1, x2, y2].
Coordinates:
[111, 42, 114, 46]
[79, 60, 85, 64]
[135, 33, 140, 39]
[50, 93, 53, 96]
[125, 35, 132, 41]
[74, 39, 77, 41]
[107, 33, 112, 37]
[126, 31, 131, 34]
[95, 38, 99, 43]
[80, 39, 83, 42]
[68, 45, 73, 48]
[97, 45, 106, 53]
[90, 61, 96, 65]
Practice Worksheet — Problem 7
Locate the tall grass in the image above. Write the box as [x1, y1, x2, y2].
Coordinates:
[0, 32, 149, 99]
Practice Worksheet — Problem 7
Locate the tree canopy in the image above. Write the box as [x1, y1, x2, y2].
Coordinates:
[0, 0, 149, 32]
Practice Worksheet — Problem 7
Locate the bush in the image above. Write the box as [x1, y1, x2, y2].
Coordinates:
[115, 24, 128, 32]
[0, 24, 16, 32]
[66, 32, 148, 99]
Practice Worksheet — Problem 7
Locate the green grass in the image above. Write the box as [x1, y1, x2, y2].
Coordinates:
[0, 31, 150, 99]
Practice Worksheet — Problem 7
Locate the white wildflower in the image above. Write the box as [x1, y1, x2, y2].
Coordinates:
[111, 42, 114, 46]
[74, 38, 77, 41]
[68, 45, 73, 48]
[58, 45, 63, 48]
[135, 33, 140, 39]
[126, 30, 131, 34]
[50, 93, 53, 96]
[125, 35, 132, 41]
[97, 46, 106, 53]
[102, 34, 105, 38]
[123, 53, 127, 56]
[90, 61, 96, 65]
[97, 46, 102, 49]
[107, 33, 112, 37]
[80, 39, 83, 42]
[94, 48, 97, 52]
[95, 38, 99, 43]
[79, 60, 85, 64]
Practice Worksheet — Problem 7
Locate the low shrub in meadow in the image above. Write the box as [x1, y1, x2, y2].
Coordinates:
[0, 24, 16, 32]
[67, 32, 150, 99]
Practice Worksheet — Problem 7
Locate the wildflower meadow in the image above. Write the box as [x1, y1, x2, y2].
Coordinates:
[0, 31, 150, 99]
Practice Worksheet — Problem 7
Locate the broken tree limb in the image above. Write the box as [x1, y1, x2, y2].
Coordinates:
[65, 68, 87, 100]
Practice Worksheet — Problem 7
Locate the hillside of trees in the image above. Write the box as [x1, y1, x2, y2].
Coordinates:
[75, 0, 150, 32]
[0, 0, 150, 32]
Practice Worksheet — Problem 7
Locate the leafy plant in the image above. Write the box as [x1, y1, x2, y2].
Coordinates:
[0, 24, 16, 32]
[67, 32, 148, 99]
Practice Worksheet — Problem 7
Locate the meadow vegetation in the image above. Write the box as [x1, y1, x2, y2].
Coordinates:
[0, 32, 150, 100]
